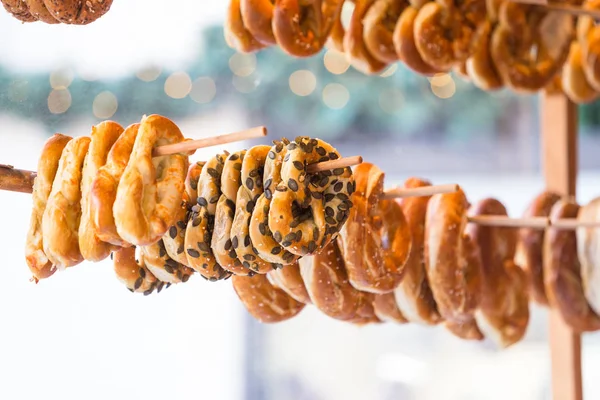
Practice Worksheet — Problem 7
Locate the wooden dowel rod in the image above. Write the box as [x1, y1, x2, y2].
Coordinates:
[550, 219, 600, 229]
[0, 165, 36, 194]
[467, 215, 550, 228]
[306, 155, 363, 173]
[152, 126, 267, 157]
[382, 184, 459, 200]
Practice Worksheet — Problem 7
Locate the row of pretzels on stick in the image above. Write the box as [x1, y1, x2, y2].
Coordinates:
[1, 0, 112, 25]
[1, 114, 600, 347]
[225, 0, 600, 103]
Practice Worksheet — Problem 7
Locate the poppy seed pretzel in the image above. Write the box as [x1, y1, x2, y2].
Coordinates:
[162, 192, 192, 267]
[212, 150, 250, 275]
[250, 139, 300, 265]
[113, 247, 164, 296]
[141, 239, 194, 285]
[269, 137, 354, 259]
[185, 153, 232, 281]
[231, 145, 278, 274]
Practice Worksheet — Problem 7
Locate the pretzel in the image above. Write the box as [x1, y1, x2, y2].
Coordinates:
[514, 191, 561, 305]
[42, 136, 91, 269]
[466, 21, 503, 91]
[577, 1, 600, 92]
[25, 134, 71, 282]
[26, 0, 58, 23]
[114, 115, 188, 246]
[2, 0, 36, 22]
[453, 62, 470, 81]
[344, 0, 388, 74]
[43, 0, 113, 25]
[184, 153, 232, 281]
[113, 247, 162, 295]
[425, 188, 483, 340]
[349, 293, 381, 325]
[270, 137, 354, 259]
[209, 151, 248, 275]
[546, 199, 600, 332]
[90, 123, 139, 247]
[185, 162, 204, 201]
[273, 0, 344, 57]
[373, 293, 408, 324]
[141, 239, 194, 285]
[468, 198, 529, 348]
[325, 2, 346, 52]
[162, 192, 192, 266]
[267, 263, 311, 304]
[393, 6, 442, 75]
[413, 0, 488, 71]
[299, 240, 374, 321]
[232, 273, 305, 323]
[490, 4, 573, 92]
[576, 197, 600, 317]
[225, 0, 267, 53]
[240, 0, 276, 45]
[338, 162, 410, 293]
[250, 139, 299, 266]
[394, 178, 441, 325]
[563, 42, 599, 104]
[79, 121, 123, 262]
[363, 0, 408, 64]
[232, 145, 279, 273]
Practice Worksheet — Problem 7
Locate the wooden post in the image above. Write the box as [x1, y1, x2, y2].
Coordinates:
[540, 93, 583, 400]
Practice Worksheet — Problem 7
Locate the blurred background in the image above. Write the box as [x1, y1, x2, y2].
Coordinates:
[1, 1, 600, 399]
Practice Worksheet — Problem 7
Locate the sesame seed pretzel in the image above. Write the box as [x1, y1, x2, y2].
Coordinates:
[25, 134, 71, 282]
[338, 162, 411, 293]
[2, 0, 37, 22]
[141, 239, 194, 285]
[250, 139, 300, 266]
[162, 192, 192, 266]
[185, 153, 232, 281]
[232, 145, 278, 274]
[232, 273, 305, 323]
[240, 0, 276, 45]
[79, 121, 123, 262]
[269, 137, 354, 260]
[225, 0, 267, 53]
[91, 123, 140, 247]
[114, 115, 188, 246]
[413, 0, 488, 71]
[27, 0, 59, 23]
[113, 247, 164, 296]
[43, 0, 113, 25]
[212, 150, 250, 275]
[42, 136, 91, 269]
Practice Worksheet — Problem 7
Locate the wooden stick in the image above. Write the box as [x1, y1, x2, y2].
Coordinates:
[0, 165, 36, 194]
[550, 219, 600, 229]
[467, 215, 549, 228]
[152, 126, 267, 157]
[306, 155, 363, 173]
[381, 184, 459, 200]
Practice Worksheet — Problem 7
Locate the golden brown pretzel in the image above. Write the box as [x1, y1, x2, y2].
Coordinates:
[363, 0, 408, 64]
[467, 198, 529, 347]
[269, 137, 354, 259]
[325, 2, 347, 52]
[576, 197, 600, 317]
[185, 162, 203, 202]
[114, 115, 188, 246]
[162, 192, 192, 266]
[91, 123, 139, 247]
[267, 263, 311, 304]
[26, 0, 58, 23]
[562, 42, 599, 104]
[413, 0, 488, 71]
[141, 239, 194, 285]
[240, 0, 276, 45]
[43, 0, 113, 25]
[394, 178, 441, 325]
[344, 0, 388, 74]
[212, 151, 250, 275]
[2, 0, 37, 22]
[490, 4, 573, 92]
[42, 136, 91, 269]
[338, 163, 411, 293]
[425, 188, 483, 340]
[184, 153, 232, 281]
[225, 0, 267, 53]
[577, 1, 600, 92]
[545, 199, 600, 332]
[25, 134, 71, 282]
[273, 0, 344, 57]
[514, 191, 561, 305]
[232, 273, 305, 322]
[393, 6, 442, 75]
[373, 293, 407, 323]
[79, 121, 123, 262]
[113, 247, 161, 295]
[466, 21, 503, 91]
[250, 139, 300, 266]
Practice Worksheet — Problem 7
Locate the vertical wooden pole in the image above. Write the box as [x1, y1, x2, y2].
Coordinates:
[540, 93, 583, 400]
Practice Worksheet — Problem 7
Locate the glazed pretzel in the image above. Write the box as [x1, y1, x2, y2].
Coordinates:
[240, 0, 276, 45]
[363, 0, 409, 64]
[562, 42, 600, 103]
[225, 0, 267, 53]
[577, 0, 600, 92]
[344, 0, 388, 74]
[466, 20, 503, 91]
[25, 134, 71, 282]
[576, 197, 600, 317]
